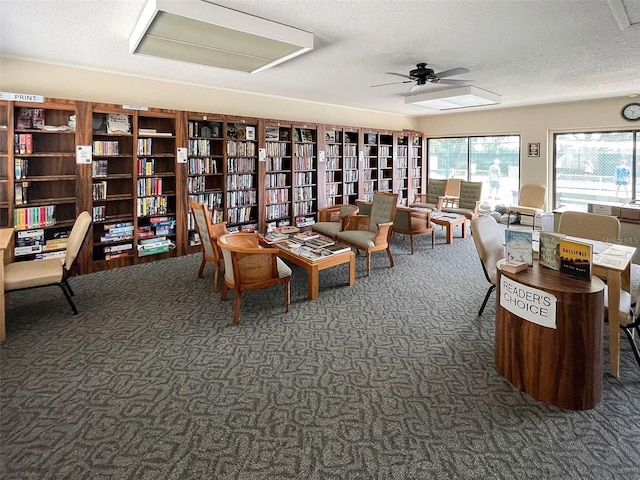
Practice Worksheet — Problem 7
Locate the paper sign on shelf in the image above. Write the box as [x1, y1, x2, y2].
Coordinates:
[319, 150, 325, 162]
[177, 147, 187, 163]
[0, 91, 44, 103]
[76, 145, 92, 164]
[259, 148, 266, 162]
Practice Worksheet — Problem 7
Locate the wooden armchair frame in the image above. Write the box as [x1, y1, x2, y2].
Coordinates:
[189, 200, 228, 292]
[312, 204, 359, 239]
[217, 233, 291, 325]
[392, 206, 434, 253]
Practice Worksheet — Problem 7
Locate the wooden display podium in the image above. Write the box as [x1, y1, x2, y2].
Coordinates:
[495, 263, 605, 410]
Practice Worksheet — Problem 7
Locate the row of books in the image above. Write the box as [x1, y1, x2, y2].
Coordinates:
[15, 182, 30, 205]
[15, 158, 28, 179]
[137, 236, 175, 257]
[14, 134, 33, 154]
[137, 177, 164, 197]
[93, 140, 120, 156]
[14, 206, 56, 230]
[93, 181, 107, 200]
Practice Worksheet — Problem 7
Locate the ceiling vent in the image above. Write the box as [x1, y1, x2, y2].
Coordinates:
[405, 86, 502, 110]
[129, 0, 314, 74]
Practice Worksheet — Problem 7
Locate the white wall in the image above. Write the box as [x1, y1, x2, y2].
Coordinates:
[416, 97, 640, 205]
[0, 57, 417, 131]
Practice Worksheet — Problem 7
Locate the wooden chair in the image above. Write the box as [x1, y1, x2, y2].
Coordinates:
[441, 180, 483, 220]
[506, 184, 546, 229]
[312, 204, 359, 239]
[189, 200, 228, 292]
[441, 178, 462, 208]
[470, 215, 505, 316]
[5, 211, 91, 315]
[217, 233, 292, 325]
[408, 179, 447, 211]
[337, 191, 398, 276]
[392, 206, 434, 253]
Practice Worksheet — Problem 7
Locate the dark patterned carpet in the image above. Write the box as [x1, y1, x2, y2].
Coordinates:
[2, 226, 640, 479]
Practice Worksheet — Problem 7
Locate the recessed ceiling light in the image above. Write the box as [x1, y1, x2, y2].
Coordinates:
[405, 86, 502, 110]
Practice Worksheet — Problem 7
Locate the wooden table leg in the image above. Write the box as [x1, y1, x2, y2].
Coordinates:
[348, 252, 355, 286]
[462, 220, 468, 238]
[0, 258, 4, 341]
[608, 270, 622, 377]
[308, 264, 320, 300]
[445, 224, 454, 244]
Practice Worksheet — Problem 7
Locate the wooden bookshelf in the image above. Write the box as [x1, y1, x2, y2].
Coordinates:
[378, 131, 394, 195]
[225, 116, 259, 232]
[292, 123, 318, 227]
[410, 131, 425, 201]
[12, 99, 78, 263]
[343, 128, 360, 205]
[263, 120, 293, 232]
[89, 104, 135, 270]
[395, 131, 409, 205]
[322, 126, 344, 208]
[0, 101, 10, 228]
[361, 130, 378, 202]
[135, 109, 178, 262]
[185, 113, 225, 252]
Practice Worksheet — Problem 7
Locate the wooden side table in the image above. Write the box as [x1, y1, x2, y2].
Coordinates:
[496, 263, 605, 410]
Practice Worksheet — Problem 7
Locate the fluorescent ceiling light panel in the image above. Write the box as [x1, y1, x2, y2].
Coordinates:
[129, 0, 314, 74]
[405, 86, 502, 110]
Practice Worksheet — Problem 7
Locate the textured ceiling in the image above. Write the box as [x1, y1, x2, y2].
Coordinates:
[2, 0, 640, 116]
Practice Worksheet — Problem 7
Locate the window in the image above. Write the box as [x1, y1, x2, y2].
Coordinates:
[553, 131, 640, 209]
[427, 135, 520, 204]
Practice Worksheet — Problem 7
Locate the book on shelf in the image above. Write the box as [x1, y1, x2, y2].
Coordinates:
[16, 107, 45, 130]
[106, 114, 131, 134]
[265, 126, 279, 141]
[559, 238, 593, 280]
[325, 131, 336, 142]
[538, 231, 566, 270]
[15, 182, 29, 205]
[505, 229, 533, 266]
[497, 259, 528, 274]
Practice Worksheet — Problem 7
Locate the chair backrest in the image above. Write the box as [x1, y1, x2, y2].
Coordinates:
[355, 199, 372, 216]
[518, 184, 546, 208]
[190, 200, 227, 261]
[445, 179, 462, 198]
[369, 191, 398, 232]
[470, 215, 505, 281]
[458, 181, 483, 210]
[338, 204, 359, 218]
[217, 233, 280, 285]
[64, 211, 92, 272]
[426, 179, 447, 204]
[558, 211, 620, 243]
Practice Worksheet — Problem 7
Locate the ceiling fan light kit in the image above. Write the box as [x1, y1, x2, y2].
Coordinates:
[129, 0, 314, 74]
[405, 86, 502, 110]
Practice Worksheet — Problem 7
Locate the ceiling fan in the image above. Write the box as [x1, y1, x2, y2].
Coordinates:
[371, 62, 472, 91]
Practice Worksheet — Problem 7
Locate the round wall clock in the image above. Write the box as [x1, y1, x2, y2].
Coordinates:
[621, 103, 640, 121]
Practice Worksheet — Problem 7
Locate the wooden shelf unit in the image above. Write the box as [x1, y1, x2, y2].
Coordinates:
[185, 113, 225, 252]
[395, 131, 409, 205]
[263, 120, 293, 232]
[2, 96, 426, 275]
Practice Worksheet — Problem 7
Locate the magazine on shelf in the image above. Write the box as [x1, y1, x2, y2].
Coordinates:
[297, 246, 332, 261]
[304, 236, 335, 248]
[505, 229, 533, 266]
[321, 243, 352, 255]
[263, 232, 290, 244]
[293, 231, 320, 241]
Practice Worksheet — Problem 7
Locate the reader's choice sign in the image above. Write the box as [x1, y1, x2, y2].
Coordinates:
[500, 275, 557, 329]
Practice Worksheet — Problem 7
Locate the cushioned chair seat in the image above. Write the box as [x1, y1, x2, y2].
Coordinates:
[508, 205, 543, 216]
[336, 230, 376, 248]
[276, 258, 293, 277]
[311, 222, 343, 238]
[5, 258, 63, 291]
[441, 206, 476, 218]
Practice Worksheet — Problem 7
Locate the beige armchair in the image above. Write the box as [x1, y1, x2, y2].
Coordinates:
[189, 200, 228, 292]
[337, 191, 398, 275]
[470, 215, 505, 316]
[217, 233, 292, 325]
[392, 206, 434, 253]
[5, 211, 91, 315]
[441, 181, 482, 220]
[408, 179, 447, 211]
[506, 184, 546, 229]
[312, 204, 359, 239]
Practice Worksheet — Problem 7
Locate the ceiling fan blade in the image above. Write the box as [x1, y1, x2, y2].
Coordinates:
[434, 67, 470, 78]
[437, 79, 474, 85]
[385, 72, 414, 80]
[370, 80, 413, 88]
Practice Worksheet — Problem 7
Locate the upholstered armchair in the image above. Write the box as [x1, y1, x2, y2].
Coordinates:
[470, 215, 505, 316]
[217, 233, 292, 325]
[5, 211, 91, 315]
[312, 204, 359, 239]
[441, 180, 482, 219]
[392, 206, 434, 253]
[506, 184, 546, 229]
[189, 200, 228, 292]
[337, 191, 398, 276]
[408, 179, 447, 211]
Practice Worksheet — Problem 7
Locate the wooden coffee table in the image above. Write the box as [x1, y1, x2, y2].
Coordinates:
[430, 213, 468, 244]
[270, 242, 356, 300]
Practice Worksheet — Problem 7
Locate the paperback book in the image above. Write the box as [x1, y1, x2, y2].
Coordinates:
[538, 231, 566, 270]
[505, 229, 533, 265]
[559, 238, 593, 280]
